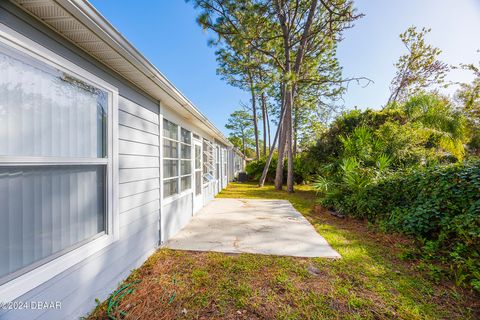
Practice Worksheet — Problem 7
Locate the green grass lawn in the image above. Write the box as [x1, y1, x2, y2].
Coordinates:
[87, 182, 479, 320]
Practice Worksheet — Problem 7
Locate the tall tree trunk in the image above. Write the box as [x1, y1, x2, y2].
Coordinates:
[274, 82, 287, 190]
[275, 118, 287, 189]
[266, 103, 271, 153]
[261, 92, 267, 157]
[259, 92, 287, 187]
[293, 103, 299, 157]
[249, 74, 260, 160]
[286, 0, 319, 192]
[286, 87, 294, 193]
[273, 0, 290, 190]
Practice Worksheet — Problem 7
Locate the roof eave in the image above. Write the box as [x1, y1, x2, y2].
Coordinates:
[12, 0, 232, 146]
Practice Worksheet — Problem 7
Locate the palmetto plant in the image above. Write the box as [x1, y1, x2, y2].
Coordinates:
[401, 93, 468, 159]
[314, 128, 393, 201]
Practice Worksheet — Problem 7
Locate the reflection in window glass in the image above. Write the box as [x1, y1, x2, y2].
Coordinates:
[195, 145, 201, 170]
[163, 119, 178, 140]
[163, 159, 178, 179]
[181, 144, 191, 159]
[0, 44, 107, 158]
[163, 140, 178, 159]
[181, 176, 191, 192]
[163, 178, 178, 198]
[181, 160, 191, 175]
[0, 165, 106, 284]
[181, 128, 191, 144]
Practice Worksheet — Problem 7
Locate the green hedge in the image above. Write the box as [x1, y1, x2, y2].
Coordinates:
[321, 160, 480, 290]
[245, 155, 317, 184]
[245, 157, 278, 182]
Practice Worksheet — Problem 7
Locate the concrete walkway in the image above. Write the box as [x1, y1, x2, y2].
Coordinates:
[165, 198, 340, 258]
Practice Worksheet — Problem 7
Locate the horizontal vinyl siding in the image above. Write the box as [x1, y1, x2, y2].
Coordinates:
[119, 125, 159, 145]
[119, 154, 159, 169]
[119, 140, 159, 157]
[119, 168, 160, 184]
[119, 189, 159, 213]
[119, 111, 159, 135]
[119, 178, 159, 198]
[118, 96, 160, 220]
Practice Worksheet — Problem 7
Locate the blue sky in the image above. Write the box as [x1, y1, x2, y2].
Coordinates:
[89, 0, 480, 135]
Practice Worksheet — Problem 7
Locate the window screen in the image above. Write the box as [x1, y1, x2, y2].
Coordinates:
[163, 119, 192, 197]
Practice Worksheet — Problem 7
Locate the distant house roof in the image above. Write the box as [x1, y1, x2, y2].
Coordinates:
[11, 0, 232, 147]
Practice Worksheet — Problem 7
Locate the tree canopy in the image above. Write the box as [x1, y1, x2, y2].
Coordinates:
[387, 26, 449, 105]
[190, 0, 362, 192]
[225, 109, 256, 157]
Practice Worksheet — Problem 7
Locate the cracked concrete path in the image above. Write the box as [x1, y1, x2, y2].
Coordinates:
[165, 198, 340, 258]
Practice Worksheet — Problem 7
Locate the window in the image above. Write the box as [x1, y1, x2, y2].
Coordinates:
[180, 128, 192, 192]
[223, 149, 228, 178]
[162, 119, 192, 198]
[203, 139, 214, 183]
[235, 155, 241, 172]
[194, 144, 202, 195]
[215, 146, 220, 179]
[0, 29, 117, 300]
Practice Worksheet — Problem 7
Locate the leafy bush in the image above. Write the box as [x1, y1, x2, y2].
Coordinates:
[245, 154, 317, 184]
[308, 93, 478, 290]
[319, 160, 480, 290]
[245, 156, 278, 182]
[308, 93, 471, 174]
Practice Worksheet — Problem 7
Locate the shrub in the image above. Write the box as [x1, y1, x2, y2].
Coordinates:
[245, 156, 278, 182]
[245, 154, 317, 184]
[320, 160, 480, 290]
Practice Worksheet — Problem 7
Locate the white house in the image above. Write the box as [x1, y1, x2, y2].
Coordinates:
[0, 1, 245, 319]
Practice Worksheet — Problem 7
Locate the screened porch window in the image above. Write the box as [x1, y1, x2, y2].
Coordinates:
[180, 128, 192, 192]
[163, 119, 192, 198]
[215, 146, 220, 179]
[223, 149, 227, 178]
[202, 139, 214, 183]
[0, 42, 109, 284]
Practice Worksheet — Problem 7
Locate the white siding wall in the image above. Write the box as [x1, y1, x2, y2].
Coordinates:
[118, 97, 160, 236]
[0, 3, 242, 318]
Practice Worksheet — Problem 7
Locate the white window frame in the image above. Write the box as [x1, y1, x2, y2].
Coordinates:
[162, 118, 192, 203]
[202, 138, 215, 185]
[193, 133, 203, 197]
[0, 24, 119, 302]
[223, 148, 228, 179]
[179, 127, 193, 192]
[215, 145, 220, 180]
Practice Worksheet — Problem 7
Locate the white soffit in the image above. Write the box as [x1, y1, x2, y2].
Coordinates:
[11, 0, 231, 146]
